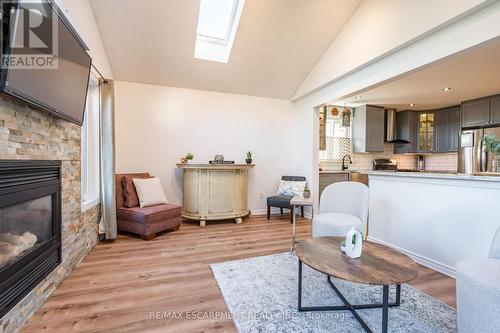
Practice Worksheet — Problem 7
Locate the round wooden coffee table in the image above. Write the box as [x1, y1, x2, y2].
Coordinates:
[295, 237, 418, 333]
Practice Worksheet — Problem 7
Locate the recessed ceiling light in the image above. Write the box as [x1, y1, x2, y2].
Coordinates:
[442, 87, 452, 92]
[409, 103, 415, 107]
[354, 96, 362, 100]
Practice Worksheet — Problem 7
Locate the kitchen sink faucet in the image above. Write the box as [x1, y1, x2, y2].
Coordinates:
[342, 154, 352, 170]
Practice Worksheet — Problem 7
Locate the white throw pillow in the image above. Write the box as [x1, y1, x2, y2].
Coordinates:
[276, 180, 306, 196]
[132, 177, 168, 208]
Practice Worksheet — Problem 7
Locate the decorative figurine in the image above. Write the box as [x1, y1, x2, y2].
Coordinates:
[214, 154, 224, 163]
[341, 106, 351, 127]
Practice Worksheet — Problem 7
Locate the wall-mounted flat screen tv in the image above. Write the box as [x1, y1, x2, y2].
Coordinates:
[0, 0, 92, 126]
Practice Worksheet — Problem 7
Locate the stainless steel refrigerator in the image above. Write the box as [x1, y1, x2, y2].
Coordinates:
[458, 127, 500, 174]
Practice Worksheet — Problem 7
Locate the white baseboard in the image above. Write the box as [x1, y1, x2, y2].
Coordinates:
[367, 236, 456, 279]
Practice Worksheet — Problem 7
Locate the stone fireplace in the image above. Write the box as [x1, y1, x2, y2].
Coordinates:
[0, 160, 62, 318]
[0, 94, 100, 332]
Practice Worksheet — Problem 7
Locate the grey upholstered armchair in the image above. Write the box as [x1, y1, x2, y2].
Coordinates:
[267, 176, 306, 223]
[456, 225, 500, 333]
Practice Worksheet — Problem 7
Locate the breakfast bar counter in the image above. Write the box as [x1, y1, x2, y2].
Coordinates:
[366, 170, 500, 182]
[367, 171, 500, 277]
[176, 164, 254, 227]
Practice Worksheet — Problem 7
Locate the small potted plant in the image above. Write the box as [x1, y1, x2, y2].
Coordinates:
[246, 151, 252, 164]
[303, 185, 311, 198]
[186, 153, 194, 163]
[483, 135, 500, 173]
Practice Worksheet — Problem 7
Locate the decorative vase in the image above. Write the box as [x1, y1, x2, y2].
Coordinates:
[303, 190, 311, 198]
[345, 227, 362, 259]
[245, 159, 252, 164]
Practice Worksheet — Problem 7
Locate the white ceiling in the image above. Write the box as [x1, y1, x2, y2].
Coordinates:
[89, 0, 361, 100]
[334, 37, 500, 110]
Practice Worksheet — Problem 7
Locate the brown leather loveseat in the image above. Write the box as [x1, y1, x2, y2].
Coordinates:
[115, 173, 182, 240]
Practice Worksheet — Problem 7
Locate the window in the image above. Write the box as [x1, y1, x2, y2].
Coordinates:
[319, 111, 352, 161]
[81, 74, 100, 211]
[194, 0, 245, 63]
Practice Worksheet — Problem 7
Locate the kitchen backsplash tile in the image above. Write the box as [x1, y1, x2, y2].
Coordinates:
[320, 144, 417, 170]
[320, 144, 458, 172]
[424, 153, 458, 171]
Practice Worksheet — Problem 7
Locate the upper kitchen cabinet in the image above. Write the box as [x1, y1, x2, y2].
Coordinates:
[435, 110, 447, 153]
[352, 105, 385, 153]
[461, 96, 491, 128]
[436, 106, 460, 153]
[394, 111, 418, 154]
[448, 106, 461, 151]
[491, 94, 500, 126]
[417, 111, 435, 153]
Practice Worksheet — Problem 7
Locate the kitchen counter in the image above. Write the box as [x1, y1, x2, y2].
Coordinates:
[319, 169, 371, 174]
[368, 170, 500, 277]
[367, 170, 500, 182]
[319, 170, 350, 174]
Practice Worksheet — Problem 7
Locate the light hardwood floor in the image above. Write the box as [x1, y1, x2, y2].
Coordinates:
[22, 215, 456, 333]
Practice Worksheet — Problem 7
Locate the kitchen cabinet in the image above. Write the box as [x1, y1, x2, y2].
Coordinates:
[491, 94, 500, 126]
[319, 173, 349, 198]
[417, 112, 435, 153]
[352, 105, 385, 153]
[436, 106, 460, 153]
[435, 110, 447, 153]
[461, 97, 490, 128]
[394, 111, 418, 154]
[448, 106, 461, 152]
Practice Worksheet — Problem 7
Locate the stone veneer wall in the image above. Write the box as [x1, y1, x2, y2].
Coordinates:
[0, 94, 101, 333]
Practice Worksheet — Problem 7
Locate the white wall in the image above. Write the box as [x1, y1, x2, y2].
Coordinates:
[294, 0, 488, 99]
[64, 0, 114, 78]
[114, 81, 301, 213]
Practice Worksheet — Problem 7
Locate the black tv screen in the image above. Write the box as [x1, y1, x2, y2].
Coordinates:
[0, 0, 92, 125]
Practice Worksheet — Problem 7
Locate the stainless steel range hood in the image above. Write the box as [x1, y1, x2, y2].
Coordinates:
[385, 109, 410, 144]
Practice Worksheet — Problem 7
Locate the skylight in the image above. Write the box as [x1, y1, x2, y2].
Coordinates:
[194, 0, 245, 63]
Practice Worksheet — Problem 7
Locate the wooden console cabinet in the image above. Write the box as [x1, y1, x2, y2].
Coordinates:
[176, 164, 254, 227]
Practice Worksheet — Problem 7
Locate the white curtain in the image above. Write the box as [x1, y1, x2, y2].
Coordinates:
[98, 80, 117, 240]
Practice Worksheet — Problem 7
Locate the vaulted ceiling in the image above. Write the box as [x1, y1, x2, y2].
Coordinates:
[333, 37, 500, 110]
[90, 0, 361, 99]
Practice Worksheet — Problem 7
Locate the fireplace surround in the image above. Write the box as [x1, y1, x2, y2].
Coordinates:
[0, 160, 62, 318]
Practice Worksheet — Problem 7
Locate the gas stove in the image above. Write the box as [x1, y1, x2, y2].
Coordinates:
[396, 169, 422, 172]
[373, 159, 397, 171]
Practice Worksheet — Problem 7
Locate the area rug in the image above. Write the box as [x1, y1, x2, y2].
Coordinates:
[210, 252, 457, 333]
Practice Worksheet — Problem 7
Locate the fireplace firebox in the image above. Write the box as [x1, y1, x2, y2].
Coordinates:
[0, 160, 61, 318]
